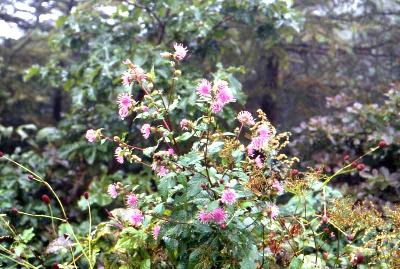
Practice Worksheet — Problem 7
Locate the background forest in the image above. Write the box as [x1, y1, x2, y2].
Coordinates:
[0, 0, 399, 268]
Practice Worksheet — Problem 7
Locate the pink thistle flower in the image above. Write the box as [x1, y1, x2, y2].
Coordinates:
[173, 43, 188, 60]
[258, 124, 270, 139]
[212, 208, 227, 224]
[121, 71, 132, 86]
[157, 165, 169, 177]
[119, 106, 129, 120]
[197, 79, 212, 96]
[180, 119, 190, 130]
[85, 129, 97, 142]
[141, 124, 151, 139]
[199, 210, 212, 224]
[114, 147, 124, 164]
[272, 180, 284, 195]
[128, 208, 144, 226]
[215, 80, 236, 104]
[250, 136, 266, 150]
[107, 184, 118, 199]
[117, 93, 133, 109]
[126, 193, 138, 207]
[247, 143, 254, 156]
[268, 204, 279, 220]
[211, 101, 224, 113]
[153, 225, 161, 240]
[255, 155, 263, 168]
[221, 188, 237, 205]
[237, 111, 255, 126]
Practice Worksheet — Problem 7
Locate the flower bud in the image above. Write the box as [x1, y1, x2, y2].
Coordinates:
[174, 70, 182, 77]
[147, 82, 154, 90]
[83, 192, 89, 200]
[0, 151, 4, 157]
[41, 194, 51, 204]
[160, 52, 172, 59]
[346, 234, 354, 241]
[343, 154, 350, 161]
[27, 174, 34, 181]
[113, 136, 120, 142]
[356, 163, 366, 171]
[220, 223, 227, 229]
[322, 215, 329, 224]
[378, 140, 387, 148]
[11, 207, 18, 215]
[291, 169, 299, 176]
[323, 252, 329, 260]
[52, 263, 60, 269]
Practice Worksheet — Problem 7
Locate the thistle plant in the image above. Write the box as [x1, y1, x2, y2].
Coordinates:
[0, 43, 397, 268]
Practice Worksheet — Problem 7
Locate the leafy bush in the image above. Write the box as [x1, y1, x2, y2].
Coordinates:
[1, 44, 399, 269]
[291, 85, 400, 204]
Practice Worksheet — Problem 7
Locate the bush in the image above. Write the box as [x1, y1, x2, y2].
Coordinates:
[1, 45, 399, 269]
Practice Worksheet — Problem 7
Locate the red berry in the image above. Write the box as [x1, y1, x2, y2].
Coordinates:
[291, 169, 299, 176]
[343, 154, 350, 161]
[351, 161, 359, 168]
[356, 163, 366, 171]
[52, 263, 60, 269]
[83, 192, 89, 200]
[41, 194, 51, 204]
[11, 207, 18, 215]
[378, 140, 387, 148]
[219, 179, 224, 184]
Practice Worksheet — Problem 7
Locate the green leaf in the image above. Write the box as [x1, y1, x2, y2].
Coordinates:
[20, 227, 34, 243]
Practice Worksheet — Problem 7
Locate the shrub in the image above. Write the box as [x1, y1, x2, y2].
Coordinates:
[1, 45, 398, 269]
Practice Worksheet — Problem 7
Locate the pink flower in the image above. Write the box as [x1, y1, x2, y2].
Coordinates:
[237, 111, 255, 126]
[153, 225, 161, 240]
[128, 208, 144, 226]
[211, 101, 224, 113]
[142, 106, 149, 112]
[221, 188, 237, 205]
[255, 155, 263, 168]
[121, 71, 132, 86]
[119, 106, 129, 120]
[215, 80, 236, 104]
[180, 119, 190, 130]
[247, 143, 254, 156]
[212, 208, 227, 224]
[157, 165, 169, 177]
[126, 193, 138, 207]
[199, 210, 212, 223]
[197, 79, 212, 96]
[168, 148, 175, 156]
[114, 147, 124, 164]
[85, 129, 97, 142]
[258, 124, 270, 139]
[272, 180, 284, 195]
[117, 93, 132, 108]
[141, 124, 151, 139]
[107, 184, 118, 199]
[250, 136, 266, 150]
[268, 204, 279, 220]
[173, 43, 188, 60]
